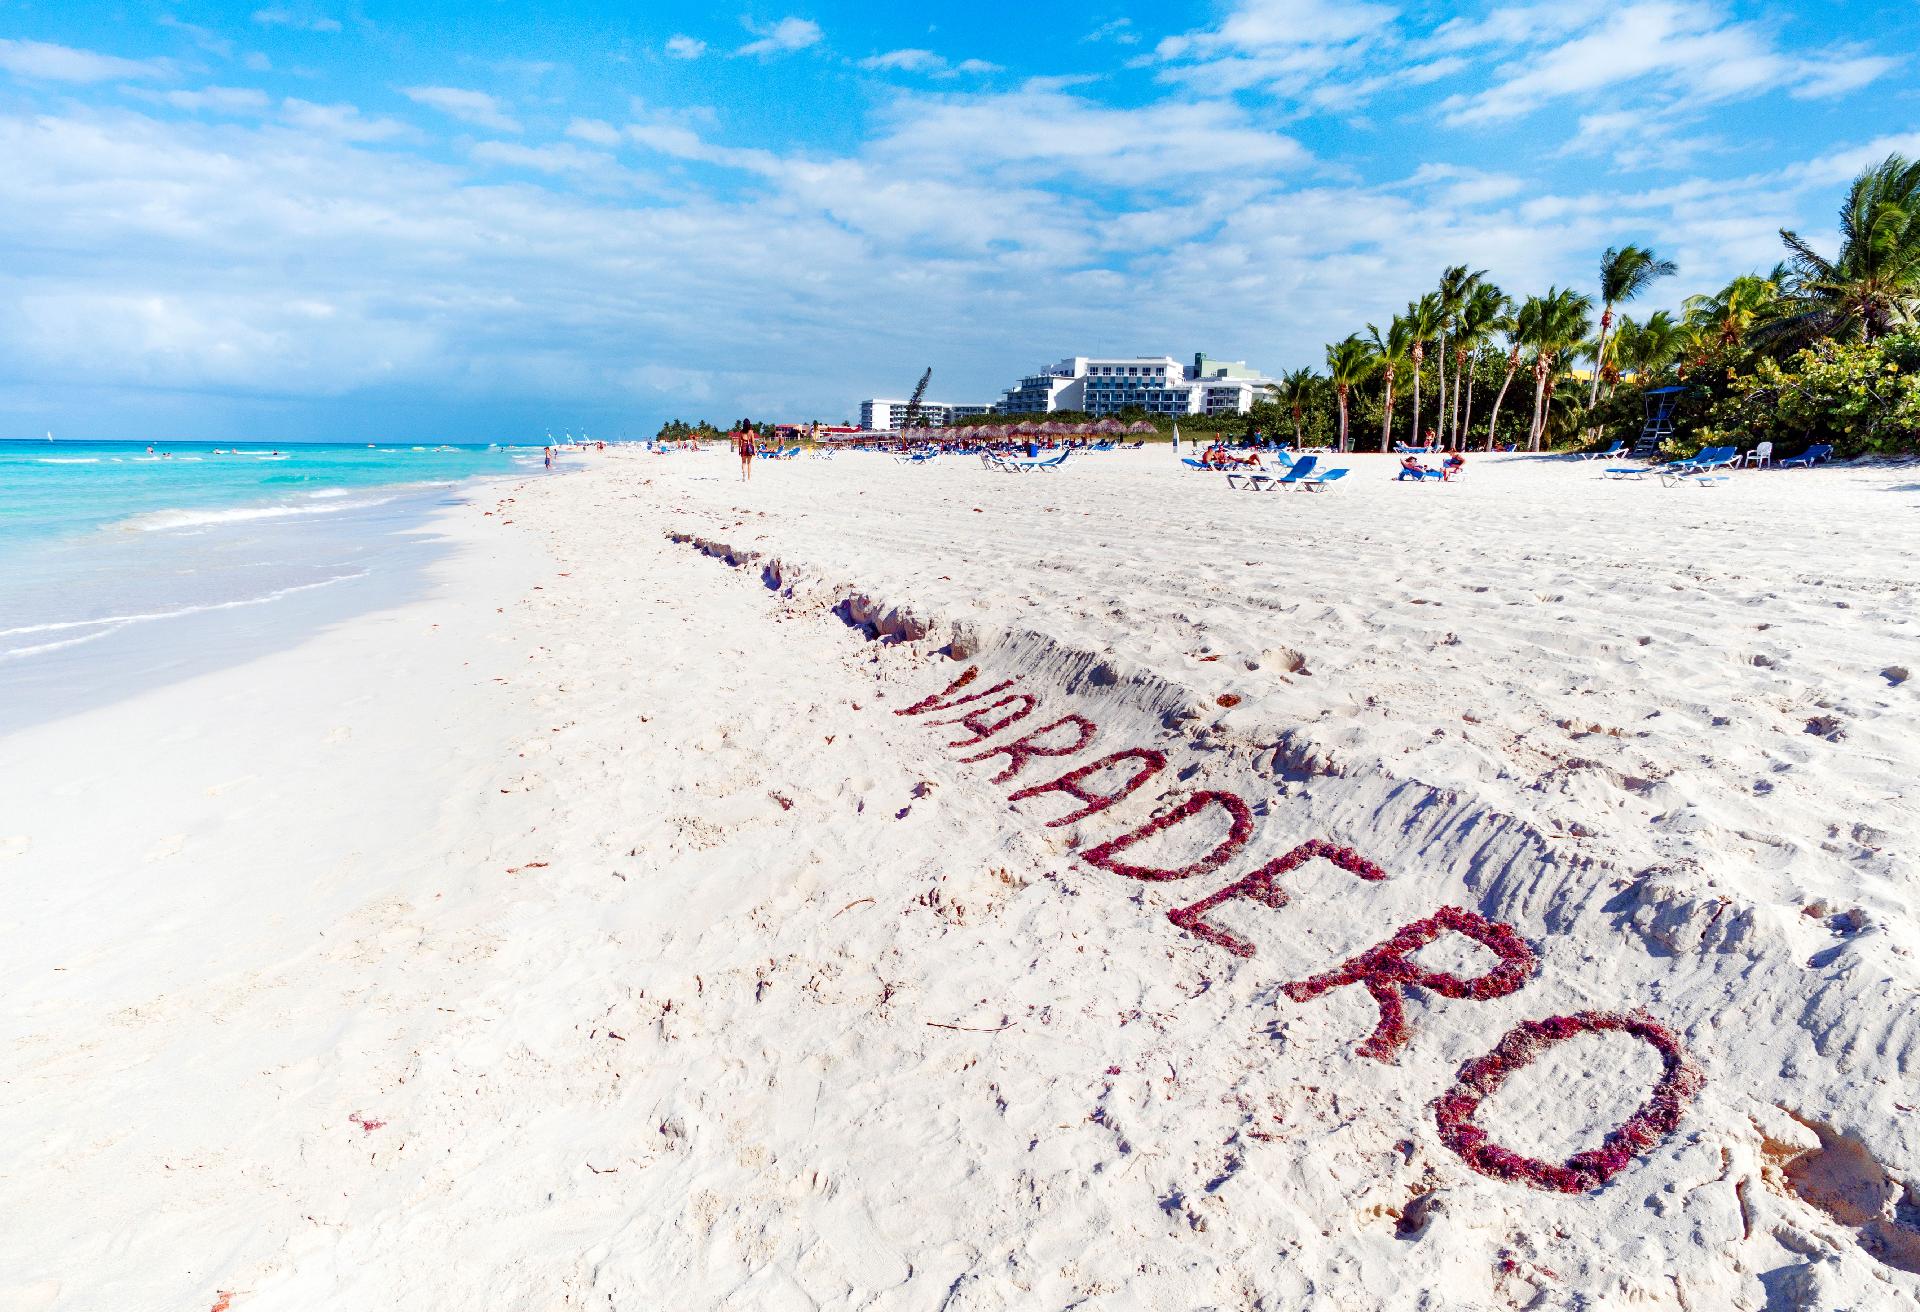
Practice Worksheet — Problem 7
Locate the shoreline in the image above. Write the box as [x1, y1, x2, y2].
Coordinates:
[4, 448, 1917, 1308]
[0, 460, 570, 734]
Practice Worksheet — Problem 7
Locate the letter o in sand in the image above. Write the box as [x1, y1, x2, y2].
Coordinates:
[1433, 1010, 1703, 1194]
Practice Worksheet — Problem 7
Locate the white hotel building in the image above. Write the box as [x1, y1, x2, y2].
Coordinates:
[858, 398, 996, 431]
[998, 353, 1278, 417]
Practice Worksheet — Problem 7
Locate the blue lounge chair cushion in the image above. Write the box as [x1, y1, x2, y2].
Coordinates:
[1273, 455, 1319, 485]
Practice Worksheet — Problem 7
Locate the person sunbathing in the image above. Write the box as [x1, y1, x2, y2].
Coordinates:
[1398, 455, 1432, 481]
[1442, 450, 1465, 480]
[1206, 444, 1261, 469]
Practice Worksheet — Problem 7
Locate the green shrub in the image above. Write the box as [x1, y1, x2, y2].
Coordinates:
[1698, 334, 1920, 458]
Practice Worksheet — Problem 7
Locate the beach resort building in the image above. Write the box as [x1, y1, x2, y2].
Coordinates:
[998, 353, 1279, 417]
[858, 398, 995, 431]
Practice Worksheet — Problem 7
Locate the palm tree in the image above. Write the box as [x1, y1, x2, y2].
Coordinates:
[1276, 366, 1316, 447]
[1325, 336, 1375, 453]
[1588, 245, 1678, 412]
[1608, 310, 1686, 387]
[1483, 320, 1524, 452]
[1684, 271, 1782, 348]
[1401, 293, 1443, 447]
[1433, 265, 1485, 445]
[1453, 284, 1510, 448]
[1365, 317, 1414, 452]
[1518, 287, 1594, 450]
[1774, 153, 1920, 343]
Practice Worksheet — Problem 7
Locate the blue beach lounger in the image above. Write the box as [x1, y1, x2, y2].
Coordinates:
[1779, 443, 1833, 468]
[1298, 467, 1350, 492]
[1226, 452, 1294, 489]
[1016, 450, 1071, 472]
[1270, 455, 1320, 488]
[1581, 441, 1626, 461]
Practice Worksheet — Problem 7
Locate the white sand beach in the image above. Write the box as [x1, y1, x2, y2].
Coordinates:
[5, 448, 1919, 1310]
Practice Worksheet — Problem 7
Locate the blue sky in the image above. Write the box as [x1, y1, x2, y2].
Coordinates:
[0, 1, 1915, 440]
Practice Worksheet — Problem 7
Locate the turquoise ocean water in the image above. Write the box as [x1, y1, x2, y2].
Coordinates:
[0, 439, 544, 731]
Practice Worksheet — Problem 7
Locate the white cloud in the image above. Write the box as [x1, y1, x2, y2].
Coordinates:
[1153, 0, 1399, 100]
[157, 17, 236, 59]
[1085, 19, 1139, 45]
[1792, 53, 1902, 100]
[401, 86, 522, 134]
[251, 8, 343, 33]
[860, 49, 944, 72]
[156, 86, 273, 115]
[280, 99, 412, 142]
[1417, 2, 1585, 56]
[0, 38, 167, 84]
[737, 17, 822, 59]
[624, 122, 783, 175]
[566, 117, 623, 147]
[869, 83, 1311, 187]
[1563, 107, 1718, 171]
[470, 140, 616, 176]
[858, 49, 1000, 77]
[1440, 1, 1899, 125]
[664, 35, 707, 60]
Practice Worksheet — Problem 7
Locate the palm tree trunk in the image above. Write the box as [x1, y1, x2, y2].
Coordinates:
[1378, 379, 1395, 452]
[1443, 345, 1459, 443]
[1487, 361, 1518, 452]
[1461, 349, 1479, 447]
[1409, 346, 1423, 447]
[1434, 334, 1447, 447]
[1336, 387, 1350, 452]
[1587, 306, 1613, 410]
[1528, 356, 1551, 451]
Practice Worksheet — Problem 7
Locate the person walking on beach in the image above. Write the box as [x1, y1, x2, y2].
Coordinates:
[543, 446, 553, 472]
[737, 427, 757, 482]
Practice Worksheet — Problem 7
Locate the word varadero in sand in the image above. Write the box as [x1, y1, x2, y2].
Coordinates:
[896, 666, 1703, 1196]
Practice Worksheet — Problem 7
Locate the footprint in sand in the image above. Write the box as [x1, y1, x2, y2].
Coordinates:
[0, 834, 30, 860]
[144, 834, 188, 862]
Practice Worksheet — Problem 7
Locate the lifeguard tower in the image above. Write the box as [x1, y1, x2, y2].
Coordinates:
[1632, 385, 1685, 456]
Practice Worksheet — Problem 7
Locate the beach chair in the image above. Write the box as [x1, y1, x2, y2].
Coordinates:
[1226, 452, 1294, 490]
[1270, 455, 1320, 489]
[1656, 445, 1736, 484]
[1580, 441, 1626, 461]
[1779, 443, 1833, 469]
[1741, 441, 1772, 469]
[1658, 446, 1738, 486]
[1016, 451, 1071, 472]
[1604, 466, 1648, 480]
[1297, 467, 1349, 492]
[1181, 456, 1215, 471]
